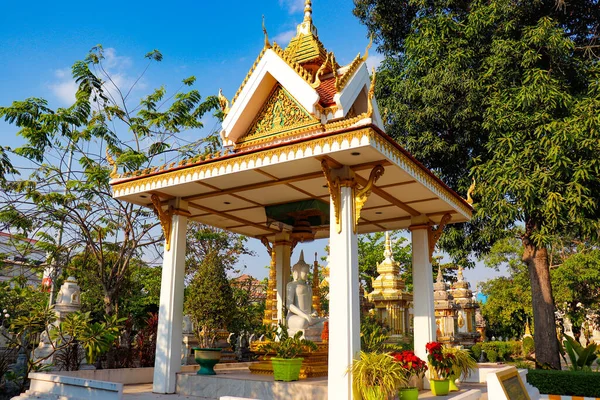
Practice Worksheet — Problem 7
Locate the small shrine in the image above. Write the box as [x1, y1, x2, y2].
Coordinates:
[367, 232, 412, 337]
[450, 266, 480, 345]
[433, 267, 458, 345]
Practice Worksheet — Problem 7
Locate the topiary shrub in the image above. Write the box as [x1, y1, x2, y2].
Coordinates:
[523, 336, 535, 356]
[471, 343, 482, 360]
[527, 369, 600, 396]
[487, 349, 498, 362]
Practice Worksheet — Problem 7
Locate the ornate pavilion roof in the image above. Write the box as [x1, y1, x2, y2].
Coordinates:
[109, 1, 473, 243]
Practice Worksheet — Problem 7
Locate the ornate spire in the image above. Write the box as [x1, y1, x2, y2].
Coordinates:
[262, 15, 271, 49]
[457, 265, 464, 282]
[303, 0, 312, 22]
[436, 265, 443, 283]
[383, 231, 393, 261]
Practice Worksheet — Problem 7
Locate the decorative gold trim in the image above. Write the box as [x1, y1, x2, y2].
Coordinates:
[231, 47, 268, 107]
[354, 165, 385, 233]
[336, 53, 363, 92]
[466, 178, 475, 205]
[151, 194, 173, 251]
[218, 88, 230, 116]
[363, 34, 373, 62]
[106, 149, 118, 179]
[366, 68, 376, 118]
[312, 252, 322, 316]
[428, 213, 452, 260]
[321, 160, 341, 234]
[262, 15, 271, 49]
[271, 43, 313, 84]
[112, 127, 472, 220]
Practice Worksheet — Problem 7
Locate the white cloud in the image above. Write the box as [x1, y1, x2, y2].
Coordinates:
[49, 68, 78, 105]
[273, 29, 296, 45]
[279, 0, 305, 14]
[48, 48, 143, 106]
[366, 54, 385, 72]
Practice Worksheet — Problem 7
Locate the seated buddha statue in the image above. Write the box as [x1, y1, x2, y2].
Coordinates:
[286, 250, 326, 342]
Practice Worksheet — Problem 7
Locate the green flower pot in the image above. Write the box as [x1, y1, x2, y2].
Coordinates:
[193, 347, 222, 375]
[430, 379, 450, 396]
[271, 357, 303, 382]
[399, 387, 419, 400]
[448, 377, 460, 391]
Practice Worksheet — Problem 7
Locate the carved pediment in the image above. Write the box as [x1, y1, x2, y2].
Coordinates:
[237, 84, 319, 146]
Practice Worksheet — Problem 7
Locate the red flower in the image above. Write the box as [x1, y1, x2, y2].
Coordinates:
[425, 342, 454, 380]
[390, 350, 427, 378]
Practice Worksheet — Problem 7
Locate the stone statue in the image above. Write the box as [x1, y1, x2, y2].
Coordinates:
[286, 250, 326, 341]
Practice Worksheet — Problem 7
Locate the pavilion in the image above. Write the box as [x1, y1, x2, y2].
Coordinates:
[109, 2, 472, 398]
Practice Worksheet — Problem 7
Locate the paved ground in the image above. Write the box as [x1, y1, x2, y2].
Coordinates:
[123, 382, 488, 400]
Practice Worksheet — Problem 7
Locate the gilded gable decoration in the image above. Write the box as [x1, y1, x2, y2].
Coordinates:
[237, 84, 319, 146]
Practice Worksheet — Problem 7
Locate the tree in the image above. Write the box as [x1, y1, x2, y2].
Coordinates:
[185, 252, 235, 348]
[354, 0, 600, 369]
[0, 45, 220, 316]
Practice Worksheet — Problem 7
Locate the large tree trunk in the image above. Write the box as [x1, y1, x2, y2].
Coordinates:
[522, 235, 561, 370]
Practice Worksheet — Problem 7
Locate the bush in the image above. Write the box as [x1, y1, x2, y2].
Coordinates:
[527, 369, 600, 396]
[471, 343, 482, 360]
[523, 336, 535, 356]
[482, 341, 522, 361]
[487, 349, 498, 362]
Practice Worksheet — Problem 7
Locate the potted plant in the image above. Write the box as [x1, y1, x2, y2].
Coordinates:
[392, 350, 427, 400]
[260, 326, 318, 382]
[426, 342, 455, 395]
[442, 346, 477, 391]
[349, 351, 408, 400]
[185, 252, 236, 375]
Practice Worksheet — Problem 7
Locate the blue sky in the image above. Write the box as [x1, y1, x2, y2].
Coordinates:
[0, 0, 506, 286]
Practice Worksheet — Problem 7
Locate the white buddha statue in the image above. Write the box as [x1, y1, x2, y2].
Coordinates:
[286, 250, 326, 341]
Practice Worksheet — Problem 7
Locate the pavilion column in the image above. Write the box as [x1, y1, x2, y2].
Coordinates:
[274, 232, 292, 323]
[409, 215, 436, 364]
[325, 166, 360, 400]
[152, 198, 189, 394]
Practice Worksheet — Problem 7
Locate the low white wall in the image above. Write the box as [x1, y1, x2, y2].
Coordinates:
[26, 372, 122, 400]
[55, 367, 154, 385]
[486, 366, 541, 400]
[463, 364, 504, 383]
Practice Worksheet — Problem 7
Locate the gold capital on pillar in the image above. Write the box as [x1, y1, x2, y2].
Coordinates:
[427, 213, 452, 260]
[353, 165, 385, 233]
[321, 160, 342, 233]
[151, 194, 174, 251]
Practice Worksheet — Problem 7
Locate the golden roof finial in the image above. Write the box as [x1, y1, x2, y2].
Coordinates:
[218, 89, 230, 116]
[262, 15, 271, 49]
[466, 178, 476, 205]
[303, 0, 313, 22]
[363, 34, 373, 62]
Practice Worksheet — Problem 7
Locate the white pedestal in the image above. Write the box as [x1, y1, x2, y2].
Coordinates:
[328, 183, 360, 400]
[153, 211, 188, 394]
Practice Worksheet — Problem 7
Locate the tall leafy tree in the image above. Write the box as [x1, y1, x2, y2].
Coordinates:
[0, 45, 219, 316]
[354, 0, 600, 368]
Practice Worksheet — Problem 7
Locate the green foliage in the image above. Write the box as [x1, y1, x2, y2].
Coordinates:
[471, 343, 482, 360]
[486, 349, 498, 363]
[443, 346, 477, 380]
[185, 251, 235, 348]
[552, 249, 600, 330]
[259, 326, 318, 359]
[0, 45, 220, 318]
[360, 314, 389, 353]
[482, 341, 523, 362]
[228, 276, 266, 336]
[527, 369, 600, 396]
[354, 0, 600, 369]
[561, 335, 598, 371]
[523, 336, 535, 357]
[349, 351, 408, 399]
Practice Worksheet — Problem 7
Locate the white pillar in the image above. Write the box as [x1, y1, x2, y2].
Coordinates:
[410, 217, 436, 364]
[328, 168, 360, 400]
[153, 200, 188, 394]
[275, 232, 292, 322]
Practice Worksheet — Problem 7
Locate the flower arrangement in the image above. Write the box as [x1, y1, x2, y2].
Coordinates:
[426, 342, 455, 380]
[392, 350, 427, 381]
